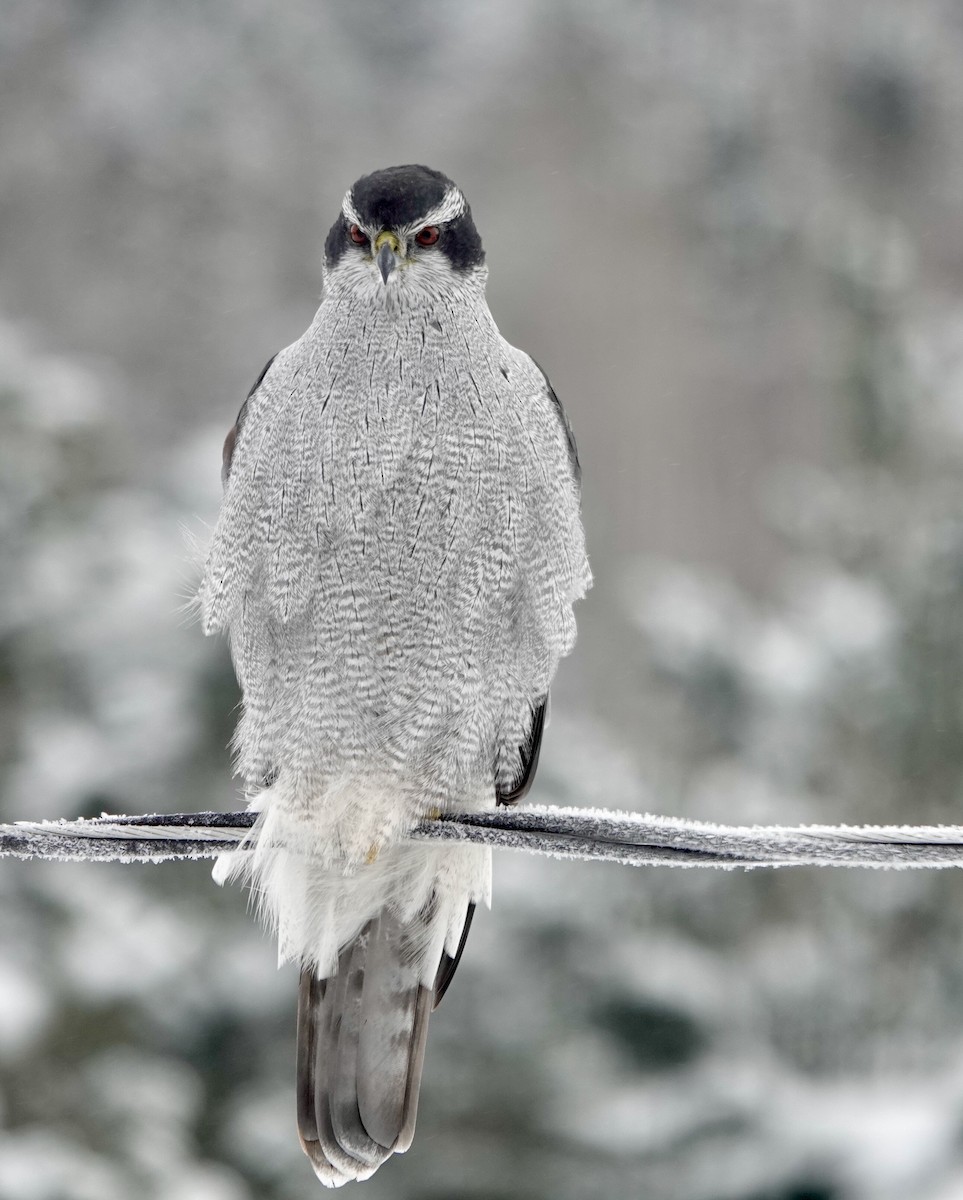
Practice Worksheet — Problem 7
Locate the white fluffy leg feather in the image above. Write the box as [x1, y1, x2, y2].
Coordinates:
[215, 774, 490, 975]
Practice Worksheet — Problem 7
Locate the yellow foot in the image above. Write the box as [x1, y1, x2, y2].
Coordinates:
[426, 806, 443, 820]
[364, 843, 380, 865]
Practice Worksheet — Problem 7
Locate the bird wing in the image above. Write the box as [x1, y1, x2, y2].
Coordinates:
[496, 696, 547, 806]
[486, 356, 583, 807]
[529, 358, 581, 485]
[221, 353, 277, 485]
[432, 901, 476, 1009]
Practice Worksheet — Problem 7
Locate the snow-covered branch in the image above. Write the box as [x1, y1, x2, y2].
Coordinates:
[4, 807, 963, 869]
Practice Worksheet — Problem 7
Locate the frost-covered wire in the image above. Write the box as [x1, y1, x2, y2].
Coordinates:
[4, 806, 963, 869]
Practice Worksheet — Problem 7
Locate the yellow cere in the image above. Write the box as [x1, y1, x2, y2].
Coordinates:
[374, 230, 401, 254]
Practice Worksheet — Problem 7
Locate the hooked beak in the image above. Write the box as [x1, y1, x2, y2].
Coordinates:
[374, 230, 402, 283]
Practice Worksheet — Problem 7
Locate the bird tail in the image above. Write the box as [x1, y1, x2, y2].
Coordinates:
[296, 902, 474, 1187]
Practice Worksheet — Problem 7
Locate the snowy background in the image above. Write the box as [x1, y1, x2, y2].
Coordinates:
[5, 2, 963, 1197]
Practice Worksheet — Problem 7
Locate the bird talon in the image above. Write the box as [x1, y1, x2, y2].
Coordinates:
[364, 843, 380, 865]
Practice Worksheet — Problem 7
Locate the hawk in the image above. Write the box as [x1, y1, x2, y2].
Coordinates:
[200, 164, 589, 1185]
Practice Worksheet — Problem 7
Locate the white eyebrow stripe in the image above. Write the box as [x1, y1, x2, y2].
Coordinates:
[341, 192, 363, 227]
[341, 183, 466, 236]
[411, 186, 467, 231]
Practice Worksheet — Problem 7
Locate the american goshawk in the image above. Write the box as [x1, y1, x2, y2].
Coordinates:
[200, 164, 590, 1186]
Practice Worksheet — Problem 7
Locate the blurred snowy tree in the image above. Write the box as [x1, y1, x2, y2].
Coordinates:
[0, 324, 299, 1199]
[606, 202, 963, 1200]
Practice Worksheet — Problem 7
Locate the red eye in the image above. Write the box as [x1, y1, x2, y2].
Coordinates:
[415, 226, 440, 247]
[348, 224, 367, 245]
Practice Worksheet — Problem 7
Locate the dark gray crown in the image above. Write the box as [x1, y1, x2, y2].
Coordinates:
[351, 164, 453, 229]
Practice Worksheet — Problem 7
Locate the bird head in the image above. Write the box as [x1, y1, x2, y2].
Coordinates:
[322, 165, 485, 305]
